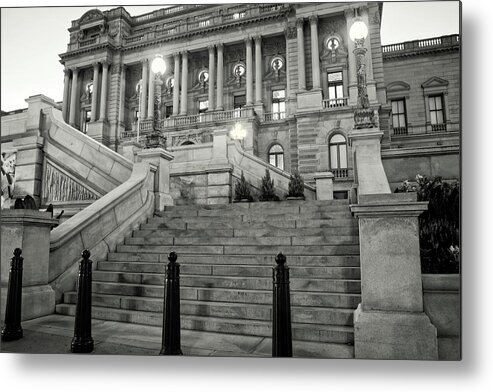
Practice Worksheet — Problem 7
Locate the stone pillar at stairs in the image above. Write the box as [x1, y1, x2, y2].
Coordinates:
[1, 210, 58, 322]
[313, 172, 334, 200]
[137, 148, 174, 211]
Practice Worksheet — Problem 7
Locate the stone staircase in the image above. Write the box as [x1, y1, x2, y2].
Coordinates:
[56, 199, 361, 358]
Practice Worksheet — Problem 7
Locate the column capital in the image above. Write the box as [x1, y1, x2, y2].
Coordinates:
[141, 58, 149, 65]
[207, 44, 215, 52]
[309, 15, 318, 25]
[180, 50, 189, 57]
[173, 52, 180, 59]
[296, 18, 304, 29]
[63, 67, 71, 76]
[101, 60, 110, 67]
[344, 7, 356, 19]
[216, 42, 224, 51]
[69, 66, 79, 73]
[92, 62, 100, 68]
[244, 36, 253, 46]
[253, 35, 262, 43]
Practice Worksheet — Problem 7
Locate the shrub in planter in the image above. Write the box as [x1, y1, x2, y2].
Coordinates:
[234, 171, 253, 202]
[259, 169, 279, 201]
[287, 172, 305, 200]
[395, 175, 460, 273]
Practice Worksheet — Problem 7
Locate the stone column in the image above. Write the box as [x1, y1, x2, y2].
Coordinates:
[62, 68, 70, 123]
[90, 62, 100, 122]
[216, 43, 224, 110]
[137, 148, 175, 211]
[69, 67, 79, 126]
[309, 16, 321, 90]
[1, 210, 58, 322]
[207, 45, 216, 111]
[179, 51, 188, 115]
[172, 53, 181, 116]
[254, 36, 263, 104]
[140, 59, 149, 121]
[147, 62, 155, 119]
[350, 193, 438, 360]
[118, 64, 126, 142]
[245, 37, 254, 106]
[296, 19, 306, 91]
[313, 172, 334, 200]
[99, 61, 109, 121]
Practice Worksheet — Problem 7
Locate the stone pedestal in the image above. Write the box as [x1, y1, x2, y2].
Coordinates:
[350, 193, 438, 359]
[1, 210, 58, 322]
[313, 172, 334, 200]
[86, 120, 110, 146]
[296, 90, 322, 112]
[212, 128, 230, 165]
[348, 127, 391, 196]
[137, 148, 174, 211]
[122, 140, 144, 163]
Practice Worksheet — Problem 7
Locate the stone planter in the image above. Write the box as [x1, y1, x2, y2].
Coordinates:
[422, 273, 461, 360]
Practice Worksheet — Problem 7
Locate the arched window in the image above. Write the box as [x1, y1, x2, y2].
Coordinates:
[268, 144, 284, 170]
[329, 134, 347, 169]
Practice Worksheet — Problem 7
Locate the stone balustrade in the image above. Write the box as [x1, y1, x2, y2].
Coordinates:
[322, 97, 349, 109]
[382, 34, 460, 56]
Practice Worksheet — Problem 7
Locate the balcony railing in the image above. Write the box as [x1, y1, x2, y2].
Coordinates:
[264, 112, 286, 122]
[323, 97, 349, 109]
[431, 123, 447, 132]
[331, 168, 349, 179]
[393, 127, 408, 135]
[382, 34, 460, 55]
[122, 4, 290, 45]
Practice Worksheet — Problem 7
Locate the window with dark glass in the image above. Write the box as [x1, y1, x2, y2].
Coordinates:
[391, 99, 407, 134]
[198, 100, 209, 122]
[268, 144, 284, 170]
[272, 89, 286, 120]
[328, 71, 344, 102]
[329, 134, 348, 170]
[165, 105, 173, 119]
[234, 95, 246, 118]
[82, 109, 91, 134]
[429, 95, 445, 129]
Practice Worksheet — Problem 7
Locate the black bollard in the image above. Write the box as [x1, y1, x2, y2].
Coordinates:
[160, 252, 183, 355]
[1, 248, 24, 341]
[71, 250, 94, 353]
[272, 252, 292, 357]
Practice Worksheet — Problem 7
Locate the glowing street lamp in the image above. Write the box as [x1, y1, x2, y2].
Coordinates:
[146, 54, 168, 149]
[151, 54, 166, 75]
[349, 18, 375, 128]
[230, 122, 247, 141]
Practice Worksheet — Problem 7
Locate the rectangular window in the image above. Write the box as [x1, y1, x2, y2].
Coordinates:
[272, 89, 286, 120]
[234, 95, 246, 118]
[82, 109, 91, 134]
[391, 99, 407, 134]
[429, 95, 444, 125]
[198, 100, 209, 122]
[327, 71, 344, 106]
[165, 105, 173, 119]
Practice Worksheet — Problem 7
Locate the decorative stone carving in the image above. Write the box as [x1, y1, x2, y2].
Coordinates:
[79, 9, 105, 25]
[284, 26, 297, 39]
[171, 131, 213, 146]
[42, 162, 99, 202]
[1, 152, 16, 209]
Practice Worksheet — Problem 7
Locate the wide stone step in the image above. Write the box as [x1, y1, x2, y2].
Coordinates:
[91, 282, 361, 307]
[115, 244, 361, 256]
[106, 253, 361, 267]
[124, 235, 359, 247]
[55, 304, 354, 344]
[98, 261, 361, 279]
[155, 209, 352, 220]
[142, 217, 357, 230]
[133, 226, 359, 238]
[92, 271, 361, 293]
[62, 293, 354, 326]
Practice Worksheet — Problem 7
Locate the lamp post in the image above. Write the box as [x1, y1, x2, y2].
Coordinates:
[146, 55, 167, 148]
[349, 19, 375, 129]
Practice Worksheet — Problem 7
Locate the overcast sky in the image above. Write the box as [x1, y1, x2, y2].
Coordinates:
[1, 1, 460, 112]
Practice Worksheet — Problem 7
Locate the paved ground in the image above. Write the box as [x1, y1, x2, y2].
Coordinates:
[0, 314, 353, 358]
[0, 314, 271, 357]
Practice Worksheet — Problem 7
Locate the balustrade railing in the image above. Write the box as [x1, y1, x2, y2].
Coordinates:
[431, 123, 447, 132]
[264, 112, 286, 122]
[393, 126, 408, 136]
[322, 97, 349, 109]
[331, 168, 349, 179]
[382, 34, 459, 54]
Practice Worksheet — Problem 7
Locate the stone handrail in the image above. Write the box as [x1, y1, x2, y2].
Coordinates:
[44, 108, 133, 196]
[228, 140, 316, 199]
[49, 161, 155, 302]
